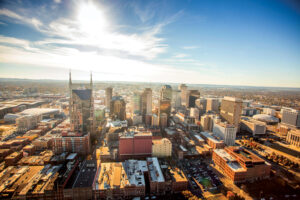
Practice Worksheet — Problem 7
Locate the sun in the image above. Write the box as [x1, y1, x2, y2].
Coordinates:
[77, 2, 107, 36]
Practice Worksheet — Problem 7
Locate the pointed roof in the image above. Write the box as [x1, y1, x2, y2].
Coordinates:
[72, 89, 91, 100]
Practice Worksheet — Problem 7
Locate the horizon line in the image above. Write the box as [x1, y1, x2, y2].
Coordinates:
[1, 77, 300, 90]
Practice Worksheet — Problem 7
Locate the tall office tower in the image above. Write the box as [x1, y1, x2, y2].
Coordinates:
[69, 71, 94, 134]
[206, 98, 220, 113]
[141, 88, 152, 115]
[179, 84, 188, 106]
[110, 96, 126, 120]
[200, 114, 214, 132]
[220, 97, 242, 127]
[160, 113, 168, 128]
[158, 100, 171, 117]
[281, 108, 300, 129]
[159, 85, 172, 127]
[190, 107, 200, 122]
[213, 122, 237, 146]
[105, 87, 113, 110]
[160, 85, 172, 101]
[152, 114, 159, 126]
[172, 89, 181, 109]
[131, 92, 141, 115]
[196, 98, 207, 116]
[188, 90, 200, 107]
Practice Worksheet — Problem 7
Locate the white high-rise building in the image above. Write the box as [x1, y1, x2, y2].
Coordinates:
[172, 89, 181, 109]
[213, 122, 237, 146]
[190, 107, 200, 122]
[281, 108, 300, 129]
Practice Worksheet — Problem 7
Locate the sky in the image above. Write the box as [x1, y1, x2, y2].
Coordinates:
[0, 0, 300, 87]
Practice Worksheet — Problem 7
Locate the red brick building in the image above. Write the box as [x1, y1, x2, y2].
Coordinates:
[213, 147, 271, 183]
[119, 131, 152, 159]
[52, 131, 91, 155]
[5, 151, 23, 166]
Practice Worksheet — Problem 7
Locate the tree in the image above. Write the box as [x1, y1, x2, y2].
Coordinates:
[227, 191, 235, 200]
[182, 190, 193, 199]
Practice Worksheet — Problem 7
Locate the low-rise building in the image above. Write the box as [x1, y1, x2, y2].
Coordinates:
[65, 160, 97, 200]
[147, 157, 165, 195]
[93, 160, 148, 199]
[240, 117, 266, 136]
[16, 115, 39, 132]
[119, 131, 152, 159]
[5, 151, 23, 166]
[213, 147, 271, 183]
[96, 146, 111, 162]
[52, 131, 91, 156]
[152, 138, 172, 157]
[200, 131, 225, 150]
[286, 129, 300, 147]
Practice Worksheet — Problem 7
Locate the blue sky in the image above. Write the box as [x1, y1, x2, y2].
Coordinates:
[0, 0, 299, 87]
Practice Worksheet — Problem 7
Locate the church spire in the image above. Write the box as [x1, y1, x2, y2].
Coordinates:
[90, 71, 93, 89]
[69, 69, 72, 89]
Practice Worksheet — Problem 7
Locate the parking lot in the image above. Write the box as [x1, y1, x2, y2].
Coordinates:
[181, 158, 223, 194]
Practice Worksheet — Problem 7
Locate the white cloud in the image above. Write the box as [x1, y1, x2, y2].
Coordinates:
[174, 53, 189, 58]
[54, 0, 61, 3]
[0, 9, 43, 29]
[0, 2, 218, 84]
[182, 46, 199, 50]
[0, 41, 211, 84]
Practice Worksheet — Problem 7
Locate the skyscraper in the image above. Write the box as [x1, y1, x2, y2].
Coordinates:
[141, 88, 152, 125]
[172, 89, 181, 109]
[188, 90, 200, 108]
[220, 97, 242, 127]
[179, 84, 188, 107]
[206, 98, 220, 113]
[160, 85, 172, 101]
[69, 71, 94, 134]
[54, 71, 93, 155]
[196, 98, 207, 116]
[105, 87, 113, 110]
[110, 96, 126, 120]
[131, 92, 141, 115]
[141, 88, 152, 115]
[159, 85, 172, 128]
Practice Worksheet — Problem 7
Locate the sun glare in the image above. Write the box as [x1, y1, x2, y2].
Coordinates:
[77, 3, 107, 36]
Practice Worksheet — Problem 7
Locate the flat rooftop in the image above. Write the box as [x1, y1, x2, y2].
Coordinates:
[214, 149, 245, 172]
[228, 147, 265, 164]
[169, 167, 187, 182]
[223, 96, 242, 102]
[95, 162, 129, 190]
[200, 131, 223, 144]
[194, 134, 204, 142]
[147, 157, 165, 183]
[124, 160, 148, 187]
[72, 160, 97, 188]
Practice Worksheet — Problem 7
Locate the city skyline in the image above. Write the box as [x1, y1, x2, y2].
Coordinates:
[0, 0, 300, 87]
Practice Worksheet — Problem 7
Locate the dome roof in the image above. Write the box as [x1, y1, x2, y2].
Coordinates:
[253, 114, 279, 123]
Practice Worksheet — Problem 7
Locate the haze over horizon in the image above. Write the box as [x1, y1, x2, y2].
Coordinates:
[0, 0, 300, 87]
